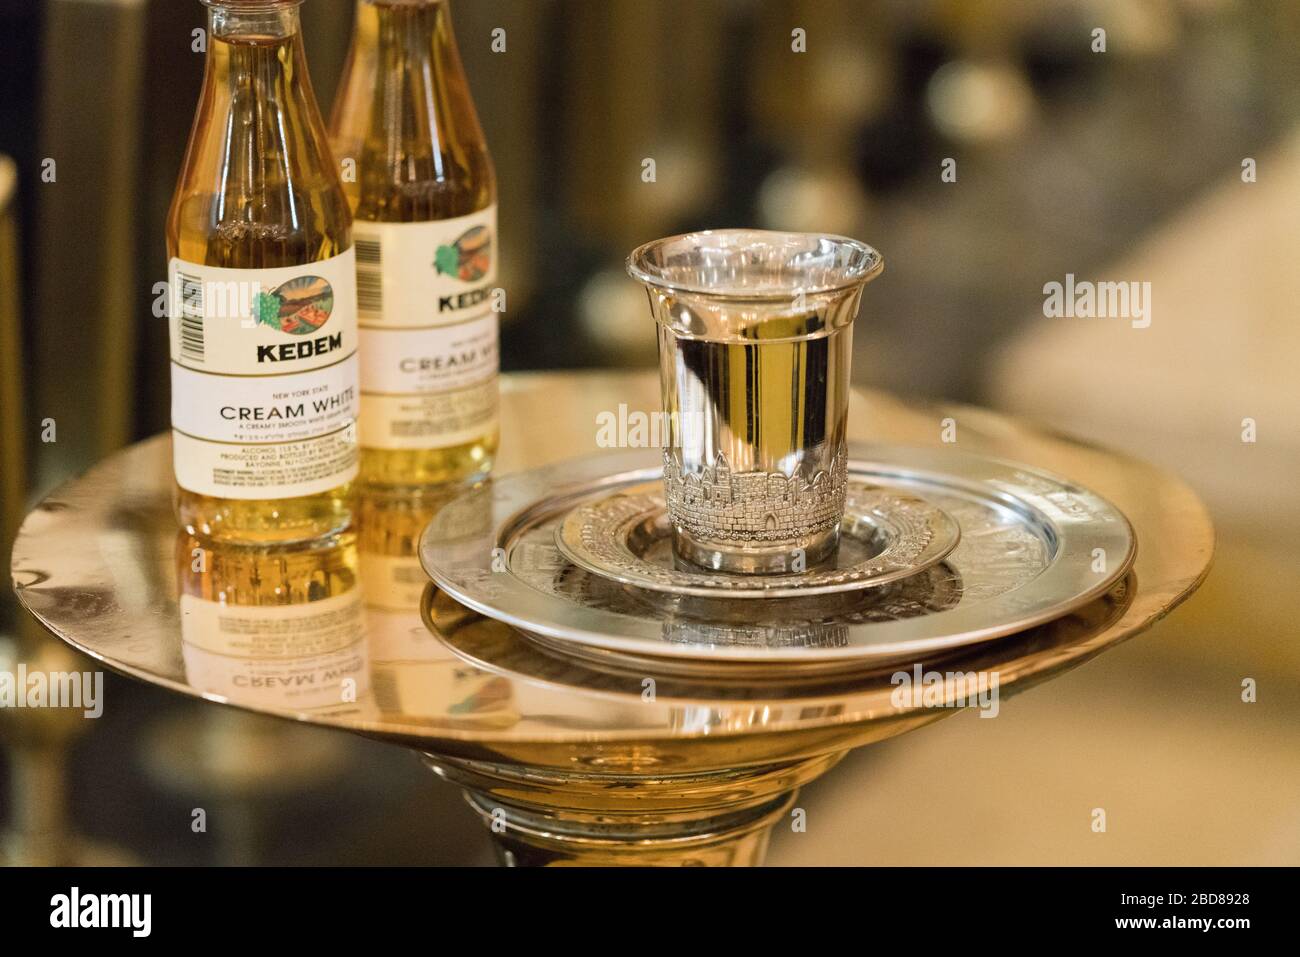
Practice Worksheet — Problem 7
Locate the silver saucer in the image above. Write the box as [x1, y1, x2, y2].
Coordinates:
[554, 481, 960, 599]
[419, 446, 1136, 672]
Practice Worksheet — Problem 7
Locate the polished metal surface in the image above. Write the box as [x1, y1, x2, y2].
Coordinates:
[629, 230, 884, 573]
[555, 479, 960, 599]
[426, 578, 1134, 694]
[10, 372, 1210, 756]
[10, 372, 1212, 865]
[420, 446, 1136, 671]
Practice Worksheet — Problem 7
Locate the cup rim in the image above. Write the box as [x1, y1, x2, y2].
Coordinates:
[626, 228, 884, 302]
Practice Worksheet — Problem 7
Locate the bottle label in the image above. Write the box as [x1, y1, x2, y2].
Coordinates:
[168, 249, 360, 499]
[353, 206, 499, 450]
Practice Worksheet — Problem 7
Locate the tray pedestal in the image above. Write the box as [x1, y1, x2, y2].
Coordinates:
[423, 752, 844, 866]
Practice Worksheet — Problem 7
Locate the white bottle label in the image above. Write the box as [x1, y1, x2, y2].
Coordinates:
[353, 206, 499, 450]
[168, 249, 360, 499]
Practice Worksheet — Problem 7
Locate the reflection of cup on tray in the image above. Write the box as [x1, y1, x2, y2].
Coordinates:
[628, 230, 883, 574]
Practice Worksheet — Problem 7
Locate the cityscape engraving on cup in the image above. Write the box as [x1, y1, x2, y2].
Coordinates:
[663, 449, 848, 546]
[628, 229, 883, 574]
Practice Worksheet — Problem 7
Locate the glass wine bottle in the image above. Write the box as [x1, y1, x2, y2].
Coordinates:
[330, 0, 499, 489]
[167, 0, 359, 543]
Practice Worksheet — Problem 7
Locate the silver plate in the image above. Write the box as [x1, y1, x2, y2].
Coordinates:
[419, 446, 1137, 671]
[554, 481, 961, 599]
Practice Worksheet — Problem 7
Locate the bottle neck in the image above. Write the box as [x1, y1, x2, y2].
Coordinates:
[332, 0, 492, 220]
[201, 2, 311, 104]
[358, 0, 453, 52]
[207, 2, 303, 42]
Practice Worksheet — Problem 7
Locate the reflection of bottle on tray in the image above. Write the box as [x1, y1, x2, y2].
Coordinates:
[175, 532, 370, 714]
[356, 491, 516, 729]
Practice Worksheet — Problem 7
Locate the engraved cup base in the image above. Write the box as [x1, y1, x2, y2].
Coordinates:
[673, 524, 841, 575]
[663, 446, 850, 575]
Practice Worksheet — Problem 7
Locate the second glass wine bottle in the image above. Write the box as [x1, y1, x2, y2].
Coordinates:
[331, 0, 500, 489]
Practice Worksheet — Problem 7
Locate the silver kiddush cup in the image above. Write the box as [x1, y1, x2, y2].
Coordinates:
[627, 229, 883, 574]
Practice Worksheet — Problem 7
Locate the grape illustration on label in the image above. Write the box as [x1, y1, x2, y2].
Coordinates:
[254, 275, 336, 336]
[435, 225, 492, 282]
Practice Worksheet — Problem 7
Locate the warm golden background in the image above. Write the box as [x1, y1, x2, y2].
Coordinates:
[1, 0, 1297, 864]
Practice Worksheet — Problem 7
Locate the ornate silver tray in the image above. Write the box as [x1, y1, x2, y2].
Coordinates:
[554, 481, 960, 599]
[419, 446, 1136, 673]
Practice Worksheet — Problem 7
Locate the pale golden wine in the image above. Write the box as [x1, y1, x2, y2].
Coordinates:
[168, 0, 359, 543]
[331, 0, 500, 488]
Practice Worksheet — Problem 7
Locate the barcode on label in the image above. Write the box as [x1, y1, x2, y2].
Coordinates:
[178, 272, 205, 362]
[355, 237, 383, 315]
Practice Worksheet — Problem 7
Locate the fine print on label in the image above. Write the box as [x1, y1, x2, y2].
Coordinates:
[353, 206, 499, 450]
[168, 249, 360, 499]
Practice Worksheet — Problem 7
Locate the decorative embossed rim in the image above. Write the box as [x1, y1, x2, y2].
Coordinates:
[419, 446, 1137, 665]
[626, 229, 883, 302]
[554, 482, 960, 599]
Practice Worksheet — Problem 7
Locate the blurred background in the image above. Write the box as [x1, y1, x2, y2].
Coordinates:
[1, 0, 1297, 865]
